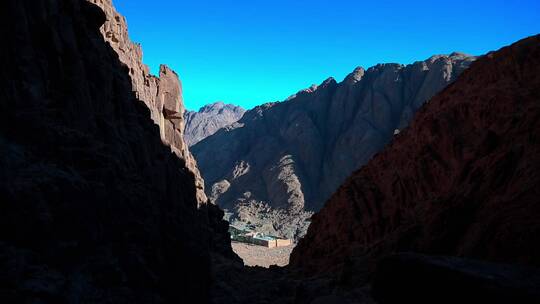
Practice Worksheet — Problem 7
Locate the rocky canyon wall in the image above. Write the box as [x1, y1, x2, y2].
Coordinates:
[0, 0, 233, 302]
[88, 0, 207, 203]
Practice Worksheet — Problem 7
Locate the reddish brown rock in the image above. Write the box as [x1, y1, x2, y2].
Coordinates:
[88, 0, 207, 203]
[290, 35, 540, 275]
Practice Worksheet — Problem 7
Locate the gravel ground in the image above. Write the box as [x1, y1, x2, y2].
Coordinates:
[231, 241, 295, 268]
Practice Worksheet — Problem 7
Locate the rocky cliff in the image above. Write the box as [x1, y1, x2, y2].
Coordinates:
[185, 102, 246, 146]
[88, 0, 207, 203]
[192, 53, 475, 239]
[290, 35, 540, 276]
[0, 0, 233, 302]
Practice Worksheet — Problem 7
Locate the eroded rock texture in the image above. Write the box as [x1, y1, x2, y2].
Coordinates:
[89, 0, 207, 203]
[185, 102, 246, 146]
[0, 0, 232, 302]
[290, 35, 540, 276]
[192, 53, 475, 239]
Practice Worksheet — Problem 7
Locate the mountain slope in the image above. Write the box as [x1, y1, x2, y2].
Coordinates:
[185, 102, 246, 146]
[290, 34, 540, 276]
[192, 54, 475, 239]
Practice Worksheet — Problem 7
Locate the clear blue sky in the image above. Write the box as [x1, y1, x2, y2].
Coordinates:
[113, 0, 540, 111]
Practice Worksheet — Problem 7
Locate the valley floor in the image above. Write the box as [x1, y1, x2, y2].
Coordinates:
[231, 241, 294, 267]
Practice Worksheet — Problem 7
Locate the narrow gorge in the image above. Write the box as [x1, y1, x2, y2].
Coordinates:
[1, 0, 539, 303]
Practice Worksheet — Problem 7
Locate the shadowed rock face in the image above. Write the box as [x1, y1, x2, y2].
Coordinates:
[0, 0, 232, 302]
[88, 0, 207, 203]
[192, 54, 475, 239]
[185, 102, 246, 146]
[372, 253, 540, 304]
[290, 35, 540, 276]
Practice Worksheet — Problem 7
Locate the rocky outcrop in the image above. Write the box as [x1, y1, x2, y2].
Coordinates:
[0, 0, 233, 302]
[192, 53, 475, 239]
[185, 102, 246, 146]
[290, 35, 540, 276]
[88, 0, 206, 203]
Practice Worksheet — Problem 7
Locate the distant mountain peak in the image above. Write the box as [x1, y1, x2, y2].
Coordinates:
[320, 77, 337, 87]
[197, 101, 242, 113]
[344, 66, 365, 83]
[286, 77, 339, 101]
[449, 51, 472, 58]
[184, 102, 246, 146]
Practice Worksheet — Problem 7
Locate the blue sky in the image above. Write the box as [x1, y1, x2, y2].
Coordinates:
[113, 0, 540, 111]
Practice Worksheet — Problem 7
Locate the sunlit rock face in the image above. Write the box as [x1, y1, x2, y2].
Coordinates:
[88, 0, 207, 203]
[192, 53, 475, 240]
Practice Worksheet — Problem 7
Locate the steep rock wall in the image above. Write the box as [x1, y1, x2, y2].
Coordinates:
[0, 0, 232, 302]
[88, 0, 207, 203]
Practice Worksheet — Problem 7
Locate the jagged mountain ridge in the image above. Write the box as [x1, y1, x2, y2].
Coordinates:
[184, 102, 246, 146]
[192, 53, 475, 239]
[290, 34, 540, 276]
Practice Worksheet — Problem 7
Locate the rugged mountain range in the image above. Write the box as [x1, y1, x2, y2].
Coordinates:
[291, 35, 540, 280]
[192, 53, 476, 239]
[184, 102, 246, 146]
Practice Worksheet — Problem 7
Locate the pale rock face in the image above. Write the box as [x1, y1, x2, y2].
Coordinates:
[184, 102, 246, 146]
[210, 180, 231, 204]
[88, 0, 207, 203]
[231, 160, 250, 180]
[263, 155, 305, 212]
